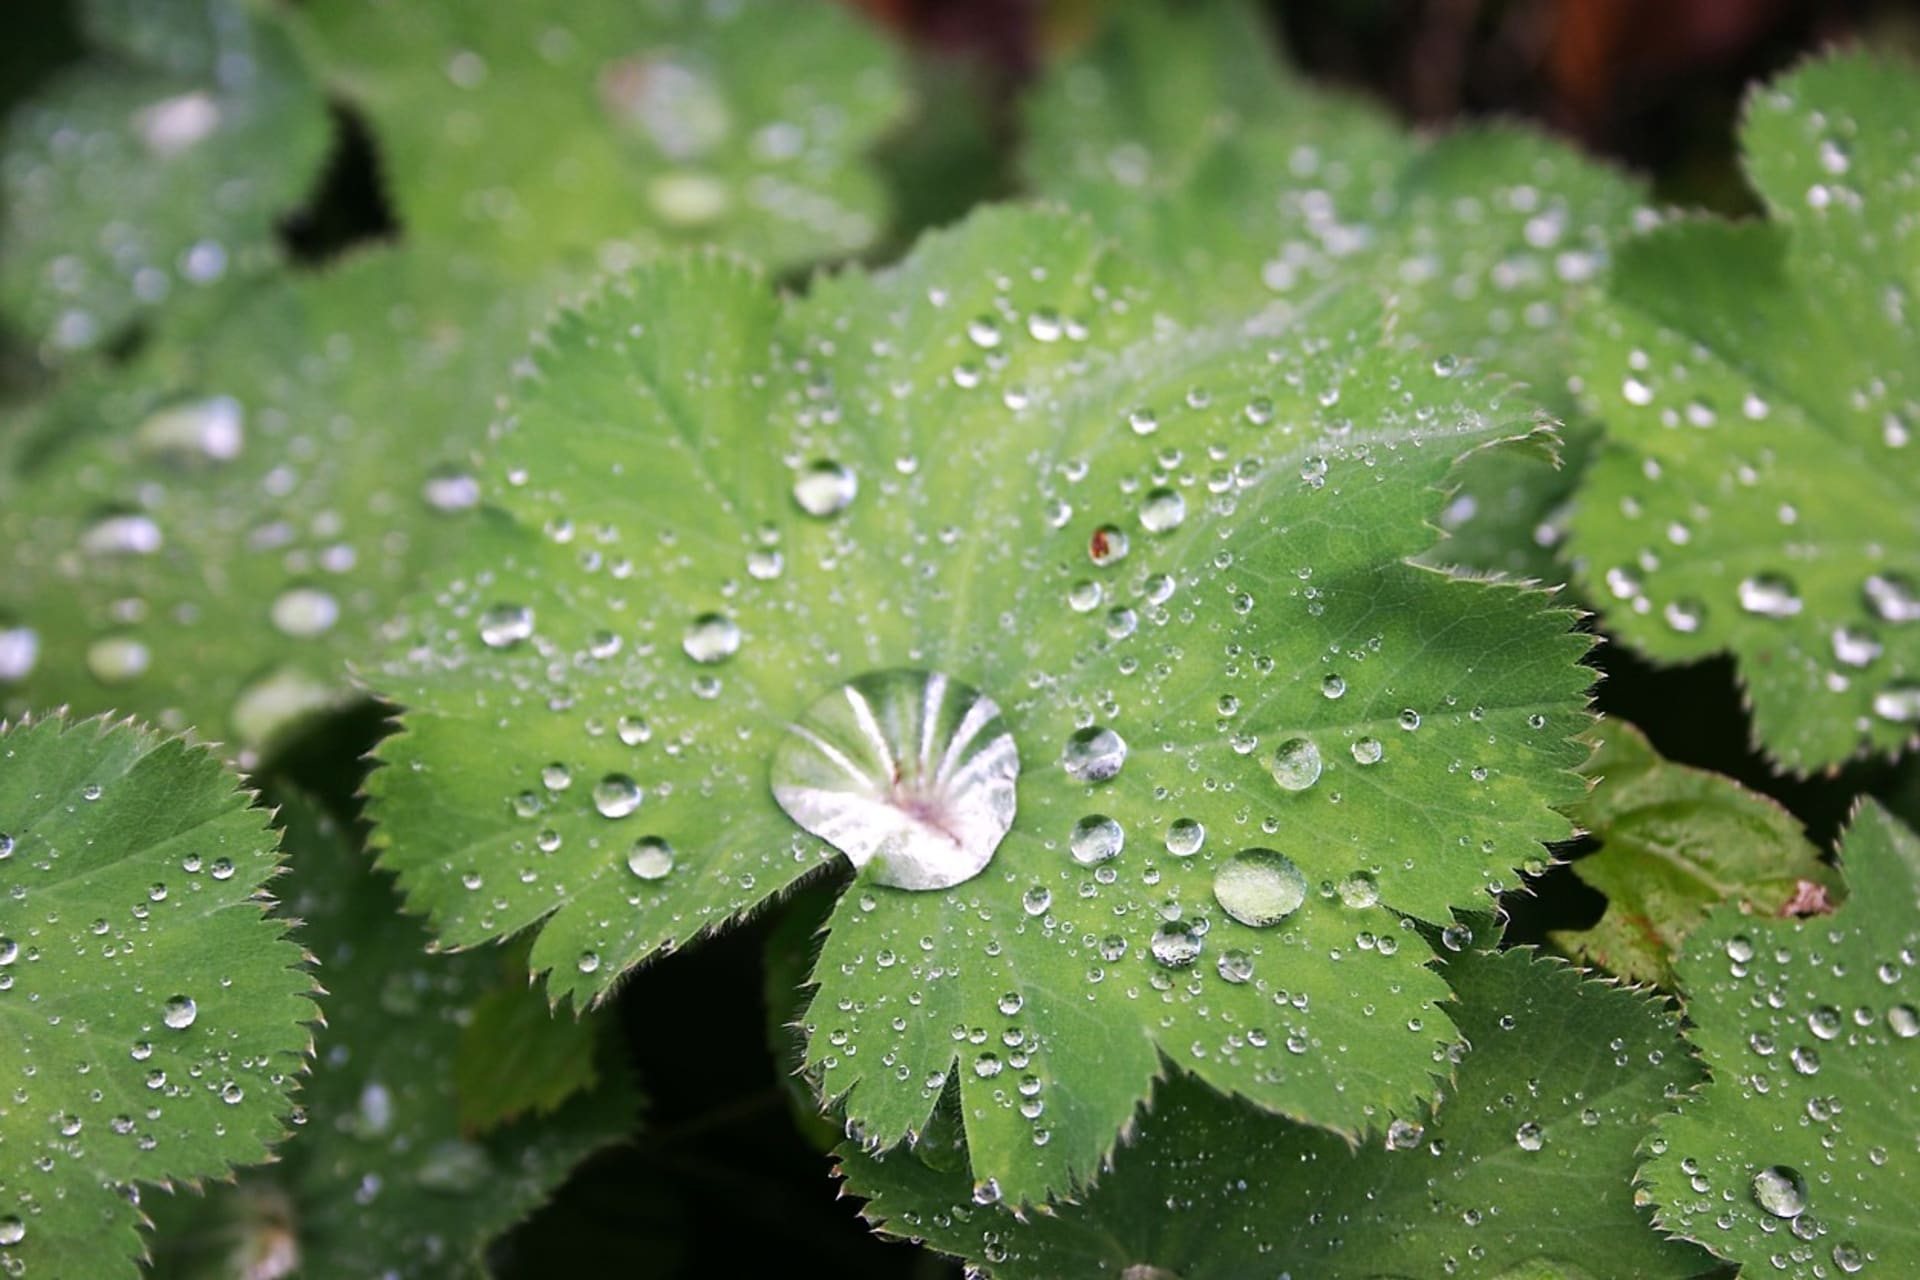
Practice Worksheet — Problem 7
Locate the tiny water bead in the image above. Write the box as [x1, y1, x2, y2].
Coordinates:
[771, 670, 1018, 891]
[592, 774, 643, 819]
[1269, 737, 1322, 791]
[1138, 487, 1186, 533]
[1062, 725, 1127, 783]
[793, 459, 857, 517]
[1350, 737, 1383, 765]
[1165, 818, 1205, 857]
[1213, 849, 1308, 928]
[478, 603, 534, 649]
[1150, 919, 1203, 967]
[627, 836, 674, 880]
[162, 995, 197, 1029]
[1751, 1165, 1809, 1219]
[682, 612, 741, 664]
[270, 585, 341, 638]
[0, 1217, 22, 1247]
[1737, 573, 1803, 618]
[1069, 814, 1124, 866]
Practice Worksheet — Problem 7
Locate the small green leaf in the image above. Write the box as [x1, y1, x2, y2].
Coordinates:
[454, 963, 605, 1134]
[0, 248, 551, 761]
[144, 795, 638, 1279]
[1643, 801, 1920, 1276]
[293, 0, 908, 276]
[0, 0, 330, 359]
[1022, 0, 1645, 577]
[0, 715, 314, 1279]
[366, 206, 1595, 1201]
[841, 944, 1714, 1279]
[1571, 52, 1920, 771]
[1552, 718, 1837, 986]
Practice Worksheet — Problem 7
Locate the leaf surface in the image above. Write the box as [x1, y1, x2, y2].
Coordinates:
[842, 944, 1714, 1279]
[1553, 718, 1836, 985]
[1570, 53, 1920, 770]
[0, 716, 313, 1279]
[1644, 801, 1920, 1276]
[366, 206, 1595, 1201]
[144, 796, 637, 1279]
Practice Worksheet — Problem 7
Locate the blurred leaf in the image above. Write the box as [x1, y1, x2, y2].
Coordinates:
[1552, 718, 1837, 986]
[842, 945, 1713, 1279]
[1570, 52, 1920, 771]
[0, 715, 314, 1279]
[146, 795, 639, 1279]
[0, 0, 330, 359]
[455, 969, 604, 1135]
[294, 0, 909, 276]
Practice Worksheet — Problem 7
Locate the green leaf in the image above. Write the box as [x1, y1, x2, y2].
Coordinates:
[1569, 52, 1920, 771]
[841, 944, 1714, 1279]
[0, 715, 314, 1279]
[1021, 0, 1645, 577]
[0, 247, 552, 763]
[145, 794, 638, 1279]
[1643, 801, 1920, 1276]
[454, 957, 605, 1134]
[293, 0, 908, 277]
[1552, 718, 1837, 986]
[0, 0, 330, 359]
[365, 206, 1594, 1202]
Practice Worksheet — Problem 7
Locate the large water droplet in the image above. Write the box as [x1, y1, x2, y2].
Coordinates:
[626, 836, 674, 880]
[0, 624, 39, 683]
[1062, 725, 1127, 783]
[478, 604, 534, 649]
[793, 460, 857, 517]
[771, 670, 1018, 891]
[1738, 573, 1802, 618]
[683, 612, 741, 663]
[1150, 919, 1203, 968]
[0, 1217, 24, 1247]
[1751, 1165, 1809, 1218]
[1213, 849, 1308, 927]
[1069, 814, 1124, 865]
[271, 586, 340, 638]
[137, 396, 244, 463]
[1269, 737, 1322, 791]
[1864, 572, 1920, 623]
[592, 774, 643, 819]
[163, 995, 198, 1029]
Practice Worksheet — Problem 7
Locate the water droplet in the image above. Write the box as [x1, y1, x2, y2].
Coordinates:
[794, 460, 857, 517]
[1062, 725, 1127, 783]
[422, 467, 480, 512]
[1514, 1121, 1544, 1151]
[1088, 525, 1129, 566]
[163, 995, 197, 1029]
[1165, 818, 1205, 857]
[1069, 814, 1124, 865]
[1150, 919, 1203, 967]
[1269, 737, 1322, 791]
[0, 625, 38, 683]
[578, 951, 601, 974]
[137, 396, 243, 463]
[1864, 572, 1920, 623]
[81, 511, 163, 556]
[1321, 673, 1346, 699]
[1022, 885, 1052, 916]
[1139, 488, 1186, 533]
[1664, 598, 1705, 634]
[626, 837, 674, 880]
[270, 586, 340, 638]
[1873, 682, 1920, 723]
[0, 1217, 23, 1247]
[1738, 573, 1802, 618]
[1440, 923, 1474, 952]
[1213, 849, 1308, 927]
[771, 670, 1018, 891]
[0, 938, 16, 965]
[1338, 873, 1379, 909]
[1832, 625, 1883, 668]
[1888, 1004, 1919, 1038]
[592, 774, 643, 819]
[1751, 1165, 1809, 1218]
[478, 604, 534, 649]
[86, 635, 150, 684]
[682, 613, 741, 663]
[1216, 949, 1254, 983]
[1350, 737, 1383, 765]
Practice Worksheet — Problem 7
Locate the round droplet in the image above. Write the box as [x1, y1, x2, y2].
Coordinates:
[1139, 488, 1186, 533]
[1269, 737, 1322, 791]
[1150, 919, 1203, 968]
[627, 837, 674, 880]
[1738, 573, 1802, 618]
[1062, 726, 1127, 783]
[87, 635, 150, 685]
[0, 937, 16, 965]
[794, 460, 857, 517]
[592, 774, 642, 819]
[270, 586, 340, 638]
[1350, 737, 1383, 765]
[1832, 625, 1883, 668]
[136, 396, 244, 463]
[478, 604, 534, 649]
[682, 613, 741, 663]
[163, 995, 198, 1030]
[1440, 923, 1474, 952]
[1514, 1121, 1544, 1152]
[1216, 949, 1254, 983]
[0, 625, 38, 683]
[771, 670, 1018, 891]
[422, 467, 480, 512]
[1213, 849, 1308, 928]
[1864, 572, 1920, 623]
[81, 511, 163, 556]
[1165, 818, 1205, 857]
[1069, 814, 1124, 865]
[0, 1217, 23, 1247]
[1751, 1165, 1809, 1219]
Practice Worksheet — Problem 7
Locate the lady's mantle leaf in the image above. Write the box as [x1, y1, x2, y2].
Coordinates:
[0, 0, 329, 359]
[1021, 0, 1645, 577]
[1571, 52, 1920, 771]
[0, 248, 550, 764]
[293, 0, 908, 277]
[143, 797, 637, 1279]
[0, 716, 314, 1279]
[1552, 718, 1836, 986]
[366, 206, 1593, 1202]
[1644, 801, 1920, 1276]
[841, 945, 1713, 1279]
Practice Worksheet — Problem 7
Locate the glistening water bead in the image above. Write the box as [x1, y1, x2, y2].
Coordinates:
[1062, 725, 1127, 783]
[1213, 849, 1308, 927]
[771, 670, 1018, 891]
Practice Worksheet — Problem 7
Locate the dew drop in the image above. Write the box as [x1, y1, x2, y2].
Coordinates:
[1514, 1122, 1544, 1151]
[771, 670, 1018, 891]
[627, 837, 674, 880]
[1350, 737, 1383, 765]
[86, 635, 150, 684]
[1149, 919, 1203, 968]
[1068, 814, 1124, 866]
[270, 586, 340, 638]
[0, 1217, 23, 1247]
[793, 460, 857, 517]
[0, 624, 38, 683]
[1864, 572, 1920, 623]
[1751, 1165, 1809, 1218]
[1269, 737, 1322, 792]
[1737, 573, 1802, 619]
[478, 604, 534, 649]
[1062, 725, 1127, 783]
[1139, 488, 1186, 534]
[1213, 849, 1308, 928]
[163, 995, 197, 1029]
[682, 613, 741, 663]
[592, 775, 643, 819]
[1165, 818, 1205, 857]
